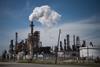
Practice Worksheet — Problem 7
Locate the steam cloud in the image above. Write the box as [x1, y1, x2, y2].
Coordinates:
[29, 5, 61, 27]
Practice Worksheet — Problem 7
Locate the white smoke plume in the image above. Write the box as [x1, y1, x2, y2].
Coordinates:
[29, 5, 61, 27]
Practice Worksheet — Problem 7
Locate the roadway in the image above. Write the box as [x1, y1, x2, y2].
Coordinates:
[0, 62, 98, 67]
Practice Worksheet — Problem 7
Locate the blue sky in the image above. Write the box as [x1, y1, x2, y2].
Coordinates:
[0, 0, 100, 54]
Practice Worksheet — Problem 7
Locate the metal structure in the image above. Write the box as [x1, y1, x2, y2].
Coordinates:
[55, 29, 61, 64]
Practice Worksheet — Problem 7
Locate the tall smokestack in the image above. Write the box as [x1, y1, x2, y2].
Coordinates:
[15, 32, 18, 54]
[30, 21, 34, 35]
[76, 36, 80, 58]
[66, 34, 70, 46]
[73, 35, 75, 45]
[76, 36, 80, 46]
[15, 32, 18, 46]
[64, 39, 67, 51]
[66, 34, 71, 51]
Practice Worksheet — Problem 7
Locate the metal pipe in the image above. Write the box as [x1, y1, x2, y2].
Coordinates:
[55, 29, 61, 64]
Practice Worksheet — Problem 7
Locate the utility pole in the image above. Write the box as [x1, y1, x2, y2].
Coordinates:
[55, 29, 61, 64]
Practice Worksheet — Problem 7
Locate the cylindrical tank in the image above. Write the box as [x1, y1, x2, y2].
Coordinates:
[80, 47, 100, 59]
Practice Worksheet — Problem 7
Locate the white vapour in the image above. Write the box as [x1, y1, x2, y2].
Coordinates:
[29, 5, 61, 27]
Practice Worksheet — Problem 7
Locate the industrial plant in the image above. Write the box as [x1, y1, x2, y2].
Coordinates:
[1, 20, 100, 64]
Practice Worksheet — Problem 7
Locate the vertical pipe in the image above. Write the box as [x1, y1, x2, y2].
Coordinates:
[55, 29, 61, 64]
[73, 35, 75, 45]
[30, 21, 34, 35]
[15, 32, 18, 55]
[30, 21, 34, 58]
[67, 34, 70, 47]
[15, 32, 18, 46]
[64, 39, 66, 59]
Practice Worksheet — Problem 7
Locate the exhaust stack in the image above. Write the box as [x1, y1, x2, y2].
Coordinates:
[30, 21, 34, 35]
[15, 32, 18, 45]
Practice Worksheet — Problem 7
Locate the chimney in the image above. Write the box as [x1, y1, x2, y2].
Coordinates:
[76, 36, 80, 46]
[10, 40, 14, 48]
[30, 21, 34, 35]
[73, 35, 75, 45]
[64, 39, 67, 51]
[15, 32, 18, 46]
[66, 34, 70, 46]
[66, 34, 71, 51]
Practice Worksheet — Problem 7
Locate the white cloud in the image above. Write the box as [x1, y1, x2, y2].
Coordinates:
[29, 5, 61, 27]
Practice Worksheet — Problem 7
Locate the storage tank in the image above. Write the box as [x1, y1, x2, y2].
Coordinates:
[80, 47, 100, 59]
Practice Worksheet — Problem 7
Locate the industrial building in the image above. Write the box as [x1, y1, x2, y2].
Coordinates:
[8, 21, 51, 60]
[1, 21, 99, 63]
